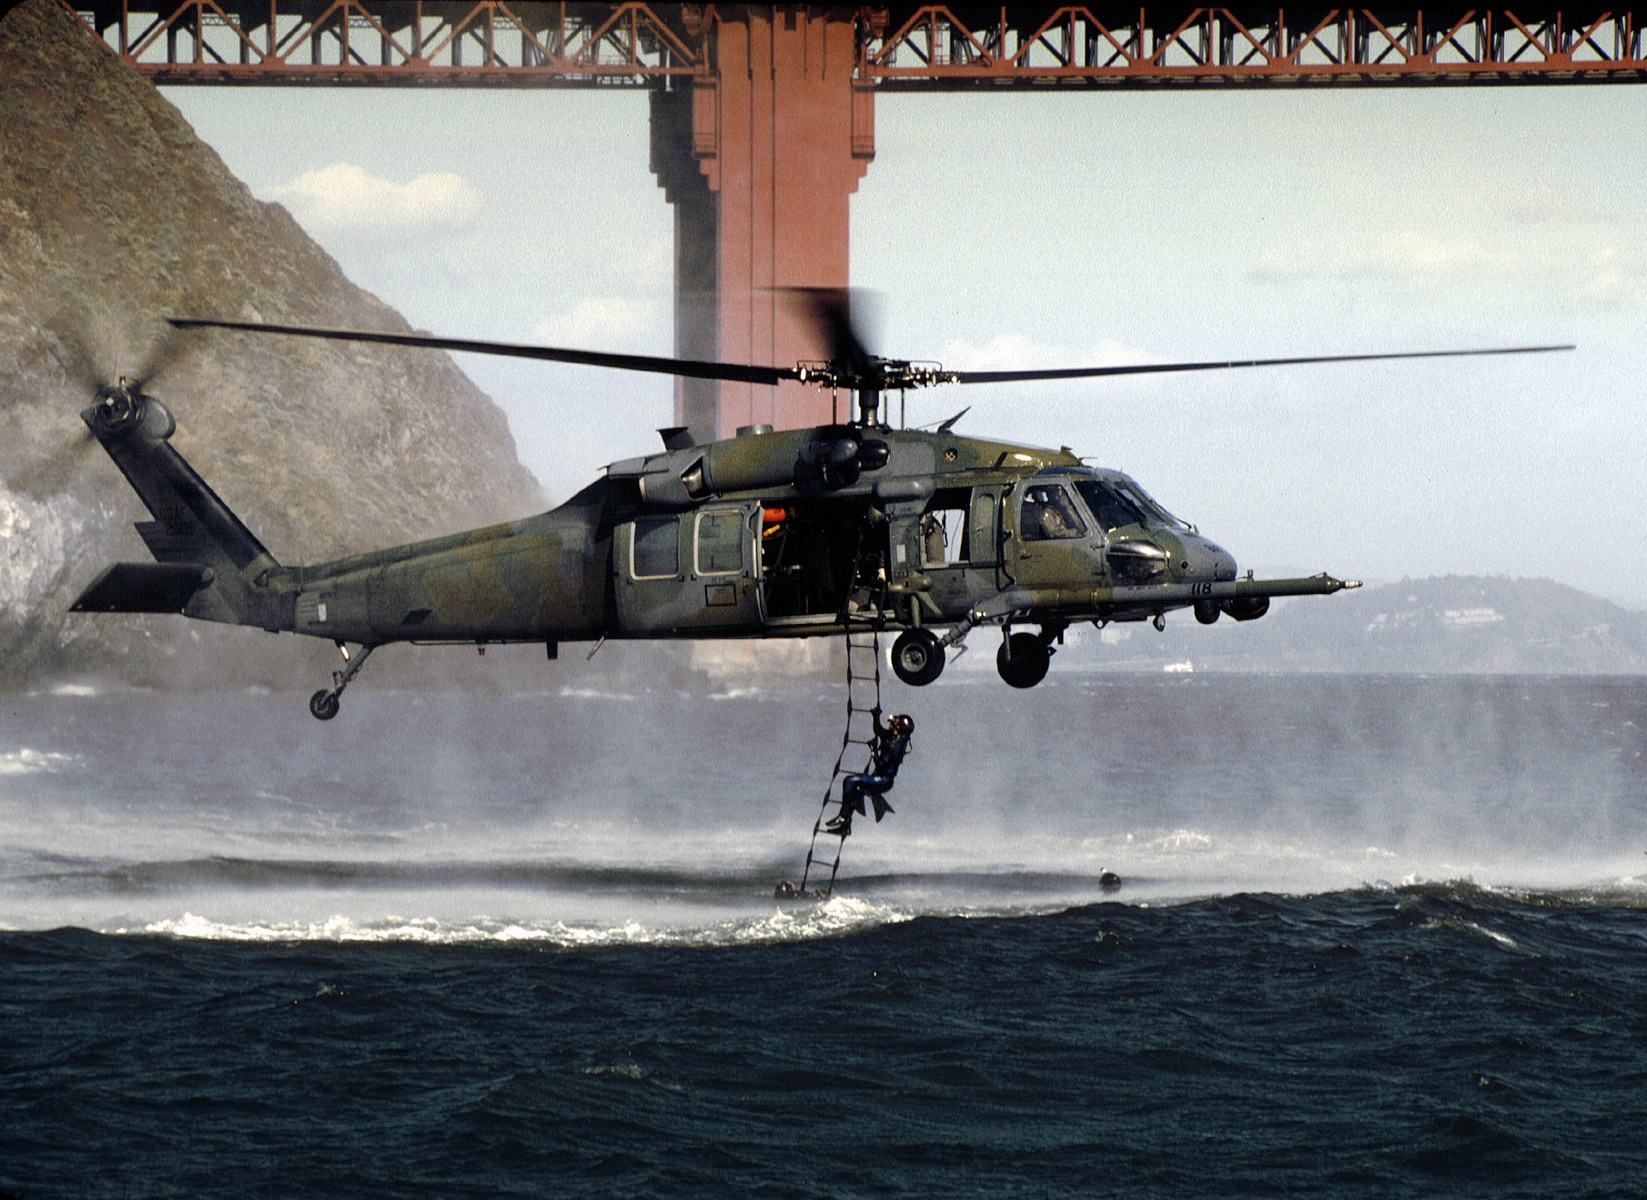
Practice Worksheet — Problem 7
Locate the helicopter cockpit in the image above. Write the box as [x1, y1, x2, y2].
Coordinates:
[1015, 467, 1237, 588]
[1069, 475, 1191, 534]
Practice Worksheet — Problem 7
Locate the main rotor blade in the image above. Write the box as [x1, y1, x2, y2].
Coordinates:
[951, 344, 1576, 385]
[781, 287, 873, 376]
[168, 318, 800, 387]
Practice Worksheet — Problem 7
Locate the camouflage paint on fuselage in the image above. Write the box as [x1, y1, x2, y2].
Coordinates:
[75, 399, 1355, 669]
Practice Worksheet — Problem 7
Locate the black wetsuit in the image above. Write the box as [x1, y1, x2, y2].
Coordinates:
[831, 716, 910, 834]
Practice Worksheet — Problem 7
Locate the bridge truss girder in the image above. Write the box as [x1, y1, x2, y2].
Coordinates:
[867, 5, 1645, 85]
[62, 1, 705, 84]
[57, 2, 1647, 85]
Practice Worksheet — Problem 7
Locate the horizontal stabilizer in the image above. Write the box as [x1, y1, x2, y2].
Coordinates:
[70, 562, 213, 614]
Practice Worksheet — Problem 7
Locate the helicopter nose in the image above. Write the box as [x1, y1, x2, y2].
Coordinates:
[1176, 534, 1238, 582]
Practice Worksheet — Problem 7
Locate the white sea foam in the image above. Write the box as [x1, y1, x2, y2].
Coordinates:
[1463, 921, 1521, 950]
[49, 683, 101, 697]
[0, 748, 78, 776]
[131, 894, 912, 947]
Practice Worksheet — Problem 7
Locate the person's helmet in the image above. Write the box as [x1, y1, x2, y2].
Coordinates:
[893, 714, 914, 735]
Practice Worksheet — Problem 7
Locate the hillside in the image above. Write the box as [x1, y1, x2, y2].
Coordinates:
[1040, 575, 1647, 674]
[0, 0, 542, 688]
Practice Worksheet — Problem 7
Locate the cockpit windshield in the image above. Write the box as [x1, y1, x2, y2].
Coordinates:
[1117, 480, 1190, 529]
[1073, 477, 1190, 532]
[1073, 480, 1148, 532]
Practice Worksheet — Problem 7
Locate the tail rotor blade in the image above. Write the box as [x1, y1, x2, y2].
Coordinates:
[131, 322, 196, 393]
[50, 322, 110, 398]
[10, 423, 95, 498]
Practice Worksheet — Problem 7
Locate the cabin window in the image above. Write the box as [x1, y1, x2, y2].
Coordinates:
[1020, 484, 1087, 541]
[921, 488, 971, 566]
[695, 509, 745, 575]
[631, 517, 679, 579]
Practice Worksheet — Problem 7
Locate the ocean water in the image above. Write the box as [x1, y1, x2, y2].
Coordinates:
[3, 673, 1646, 1197]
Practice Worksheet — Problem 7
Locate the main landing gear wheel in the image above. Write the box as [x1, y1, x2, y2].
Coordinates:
[307, 642, 377, 720]
[891, 628, 945, 687]
[997, 632, 1051, 689]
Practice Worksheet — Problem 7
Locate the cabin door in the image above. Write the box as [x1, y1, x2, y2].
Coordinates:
[966, 485, 1006, 591]
[615, 504, 762, 634]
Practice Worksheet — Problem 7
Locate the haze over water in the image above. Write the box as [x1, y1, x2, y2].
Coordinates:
[4, 672, 1646, 1196]
[4, 673, 1643, 936]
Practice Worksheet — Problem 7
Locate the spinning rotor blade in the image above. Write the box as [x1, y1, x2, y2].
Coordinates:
[130, 323, 194, 393]
[951, 344, 1576, 385]
[169, 318, 799, 388]
[51, 318, 194, 398]
[10, 429, 95, 498]
[780, 287, 874, 376]
[52, 323, 109, 398]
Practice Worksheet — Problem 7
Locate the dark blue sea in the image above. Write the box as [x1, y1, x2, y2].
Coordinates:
[4, 671, 1647, 1197]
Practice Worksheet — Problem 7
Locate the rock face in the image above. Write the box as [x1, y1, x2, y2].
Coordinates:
[0, 0, 542, 687]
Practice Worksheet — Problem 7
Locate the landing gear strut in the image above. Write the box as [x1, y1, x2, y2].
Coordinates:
[996, 627, 1057, 689]
[309, 642, 377, 721]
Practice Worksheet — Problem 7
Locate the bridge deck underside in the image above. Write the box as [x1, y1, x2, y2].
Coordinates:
[59, 2, 1647, 85]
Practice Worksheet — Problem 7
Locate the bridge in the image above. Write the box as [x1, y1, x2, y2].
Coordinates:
[59, 2, 1647, 438]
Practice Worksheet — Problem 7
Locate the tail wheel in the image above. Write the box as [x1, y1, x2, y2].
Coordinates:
[891, 628, 945, 687]
[309, 690, 340, 721]
[997, 632, 1051, 689]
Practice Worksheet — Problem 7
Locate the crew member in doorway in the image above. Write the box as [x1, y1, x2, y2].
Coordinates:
[825, 712, 914, 837]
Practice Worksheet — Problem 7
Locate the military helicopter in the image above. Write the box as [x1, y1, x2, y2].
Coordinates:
[68, 295, 1568, 718]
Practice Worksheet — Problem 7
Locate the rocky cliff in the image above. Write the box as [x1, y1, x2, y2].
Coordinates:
[0, 0, 543, 688]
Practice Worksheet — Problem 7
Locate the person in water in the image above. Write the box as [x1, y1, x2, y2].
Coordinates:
[825, 712, 913, 837]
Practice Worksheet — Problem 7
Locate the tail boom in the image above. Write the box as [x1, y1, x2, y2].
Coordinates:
[72, 394, 290, 631]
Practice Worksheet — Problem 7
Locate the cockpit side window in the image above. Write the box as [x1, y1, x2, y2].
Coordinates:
[1073, 480, 1148, 532]
[1020, 484, 1087, 541]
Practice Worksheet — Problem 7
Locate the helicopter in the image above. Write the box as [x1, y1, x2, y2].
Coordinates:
[67, 294, 1569, 719]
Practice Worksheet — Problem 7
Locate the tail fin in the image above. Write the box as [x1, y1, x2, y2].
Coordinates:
[70, 389, 290, 631]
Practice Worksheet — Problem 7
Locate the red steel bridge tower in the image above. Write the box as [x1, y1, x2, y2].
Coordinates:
[53, 2, 1647, 439]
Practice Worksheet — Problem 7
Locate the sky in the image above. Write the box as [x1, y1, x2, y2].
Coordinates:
[163, 83, 1647, 606]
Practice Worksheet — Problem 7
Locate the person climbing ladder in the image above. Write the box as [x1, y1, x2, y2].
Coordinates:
[825, 711, 914, 837]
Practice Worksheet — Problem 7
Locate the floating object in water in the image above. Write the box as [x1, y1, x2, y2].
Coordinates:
[773, 879, 825, 902]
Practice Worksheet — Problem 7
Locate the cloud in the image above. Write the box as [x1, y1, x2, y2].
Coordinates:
[266, 164, 482, 232]
[1580, 246, 1647, 305]
[1251, 230, 1645, 308]
[1252, 232, 1493, 283]
[1498, 185, 1610, 225]
[532, 297, 663, 349]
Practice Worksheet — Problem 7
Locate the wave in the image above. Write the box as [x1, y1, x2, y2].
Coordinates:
[9, 861, 1646, 948]
[13, 844, 1647, 902]
[128, 894, 911, 947]
[13, 855, 809, 894]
